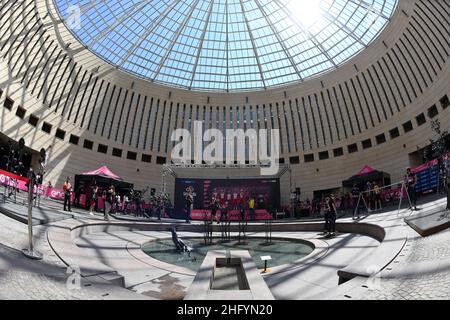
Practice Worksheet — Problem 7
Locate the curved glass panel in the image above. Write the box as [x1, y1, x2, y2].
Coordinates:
[54, 0, 397, 91]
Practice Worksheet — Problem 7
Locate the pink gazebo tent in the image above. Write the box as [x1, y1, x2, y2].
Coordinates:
[342, 165, 390, 188]
[355, 165, 376, 176]
[74, 166, 133, 197]
[82, 166, 122, 180]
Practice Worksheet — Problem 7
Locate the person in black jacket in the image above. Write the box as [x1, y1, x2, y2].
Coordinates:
[63, 177, 72, 212]
[351, 184, 361, 219]
[327, 194, 337, 237]
[185, 186, 194, 224]
[104, 185, 115, 220]
[322, 197, 330, 235]
[405, 168, 417, 210]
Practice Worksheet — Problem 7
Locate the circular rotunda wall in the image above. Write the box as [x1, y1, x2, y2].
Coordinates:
[0, 0, 448, 201]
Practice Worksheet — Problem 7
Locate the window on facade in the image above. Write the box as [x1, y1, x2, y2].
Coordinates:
[440, 95, 449, 109]
[416, 113, 426, 126]
[362, 139, 372, 149]
[69, 134, 80, 145]
[333, 147, 344, 157]
[98, 144, 108, 153]
[4, 97, 13, 110]
[376, 133, 386, 145]
[42, 122, 52, 134]
[156, 156, 166, 164]
[389, 127, 400, 139]
[83, 139, 94, 150]
[304, 154, 314, 163]
[142, 154, 152, 163]
[127, 151, 137, 160]
[427, 105, 438, 118]
[112, 148, 122, 157]
[403, 121, 413, 133]
[348, 144, 358, 153]
[28, 114, 39, 127]
[16, 106, 26, 119]
[55, 129, 66, 140]
[290, 156, 300, 164]
[319, 151, 329, 160]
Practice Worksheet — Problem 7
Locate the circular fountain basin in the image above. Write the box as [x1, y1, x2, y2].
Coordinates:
[141, 238, 314, 271]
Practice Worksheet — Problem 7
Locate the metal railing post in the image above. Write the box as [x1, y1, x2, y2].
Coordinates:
[22, 169, 43, 260]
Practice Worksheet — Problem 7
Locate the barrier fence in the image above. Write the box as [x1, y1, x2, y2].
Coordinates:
[353, 180, 412, 217]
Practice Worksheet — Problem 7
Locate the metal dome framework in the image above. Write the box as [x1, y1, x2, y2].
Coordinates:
[54, 0, 398, 92]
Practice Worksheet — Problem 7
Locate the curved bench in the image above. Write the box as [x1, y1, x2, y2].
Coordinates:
[336, 219, 408, 284]
[47, 220, 207, 287]
[47, 220, 127, 287]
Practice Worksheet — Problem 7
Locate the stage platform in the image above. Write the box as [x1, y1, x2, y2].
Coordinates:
[404, 197, 450, 236]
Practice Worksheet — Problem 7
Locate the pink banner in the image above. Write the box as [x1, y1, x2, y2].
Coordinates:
[0, 169, 44, 194]
[412, 152, 450, 173]
[411, 159, 438, 174]
[45, 187, 75, 202]
[380, 187, 408, 202]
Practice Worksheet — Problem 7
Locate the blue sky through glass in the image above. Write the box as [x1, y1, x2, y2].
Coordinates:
[54, 0, 398, 92]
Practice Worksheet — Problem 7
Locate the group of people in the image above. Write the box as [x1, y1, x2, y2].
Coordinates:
[59, 166, 420, 228]
[317, 167, 418, 236]
[62, 177, 111, 220]
[0, 139, 30, 177]
[96, 186, 170, 220]
[183, 187, 261, 224]
[208, 194, 257, 223]
[350, 181, 383, 219]
[350, 167, 418, 218]
[62, 178, 170, 221]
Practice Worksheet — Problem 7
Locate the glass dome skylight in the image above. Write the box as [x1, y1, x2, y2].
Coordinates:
[54, 0, 398, 92]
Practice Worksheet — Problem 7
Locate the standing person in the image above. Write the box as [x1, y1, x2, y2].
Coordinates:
[185, 186, 194, 224]
[210, 196, 220, 224]
[405, 168, 418, 210]
[63, 177, 72, 212]
[89, 184, 98, 216]
[306, 199, 312, 216]
[327, 194, 337, 237]
[156, 196, 163, 220]
[258, 195, 265, 210]
[45, 181, 53, 198]
[220, 201, 229, 222]
[74, 186, 82, 208]
[366, 181, 373, 212]
[238, 192, 246, 221]
[248, 196, 255, 221]
[315, 198, 321, 217]
[351, 183, 361, 219]
[115, 193, 121, 214]
[373, 182, 382, 211]
[124, 191, 131, 214]
[110, 185, 116, 213]
[104, 185, 114, 220]
[322, 197, 330, 235]
[135, 191, 142, 217]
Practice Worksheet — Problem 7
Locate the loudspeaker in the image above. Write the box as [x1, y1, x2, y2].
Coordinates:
[295, 188, 301, 195]
[151, 188, 156, 196]
[18, 138, 25, 150]
[39, 148, 46, 163]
